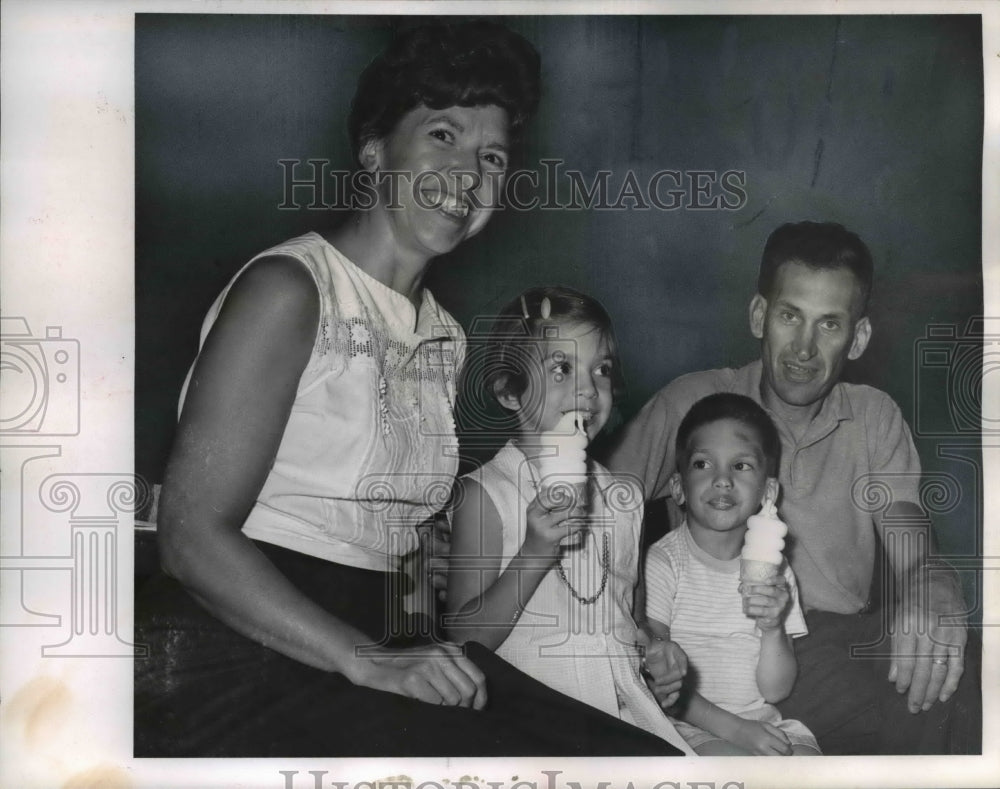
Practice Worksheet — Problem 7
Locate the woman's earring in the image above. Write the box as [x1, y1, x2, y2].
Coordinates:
[360, 138, 382, 176]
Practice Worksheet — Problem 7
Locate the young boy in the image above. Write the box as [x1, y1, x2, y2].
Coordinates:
[643, 393, 820, 755]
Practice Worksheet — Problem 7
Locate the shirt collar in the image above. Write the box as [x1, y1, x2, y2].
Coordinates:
[680, 521, 740, 572]
[326, 236, 456, 343]
[414, 288, 460, 344]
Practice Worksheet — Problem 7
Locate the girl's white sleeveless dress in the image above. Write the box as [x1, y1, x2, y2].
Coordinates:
[464, 441, 693, 755]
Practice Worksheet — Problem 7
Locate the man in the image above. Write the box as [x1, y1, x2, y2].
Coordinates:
[604, 221, 979, 754]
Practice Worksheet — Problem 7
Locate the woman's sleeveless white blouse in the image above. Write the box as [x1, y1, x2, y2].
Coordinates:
[179, 233, 464, 571]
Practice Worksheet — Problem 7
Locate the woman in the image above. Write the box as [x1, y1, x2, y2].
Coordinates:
[135, 19, 682, 757]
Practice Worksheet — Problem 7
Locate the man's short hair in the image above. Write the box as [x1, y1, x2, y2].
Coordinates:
[675, 393, 781, 477]
[757, 221, 874, 315]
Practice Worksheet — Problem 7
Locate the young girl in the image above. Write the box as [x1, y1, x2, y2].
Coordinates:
[446, 286, 693, 755]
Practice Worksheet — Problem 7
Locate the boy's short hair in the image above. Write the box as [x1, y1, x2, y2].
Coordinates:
[757, 221, 874, 316]
[675, 393, 781, 476]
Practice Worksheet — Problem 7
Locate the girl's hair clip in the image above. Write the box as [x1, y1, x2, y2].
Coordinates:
[540, 297, 551, 320]
[520, 294, 530, 319]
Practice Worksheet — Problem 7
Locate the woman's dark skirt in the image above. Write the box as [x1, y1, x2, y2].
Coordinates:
[134, 540, 682, 757]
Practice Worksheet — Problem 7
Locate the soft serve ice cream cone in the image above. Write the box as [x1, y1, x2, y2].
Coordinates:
[740, 498, 787, 584]
[536, 411, 590, 543]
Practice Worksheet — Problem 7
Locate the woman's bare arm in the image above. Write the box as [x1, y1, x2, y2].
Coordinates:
[158, 256, 486, 706]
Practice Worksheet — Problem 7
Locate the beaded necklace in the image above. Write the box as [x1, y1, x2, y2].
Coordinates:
[520, 449, 609, 605]
[556, 532, 609, 605]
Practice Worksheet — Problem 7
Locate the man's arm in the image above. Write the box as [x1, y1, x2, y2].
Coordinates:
[866, 393, 968, 713]
[879, 500, 967, 713]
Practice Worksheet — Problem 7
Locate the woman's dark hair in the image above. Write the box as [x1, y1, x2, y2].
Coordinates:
[483, 286, 625, 405]
[757, 221, 874, 315]
[348, 20, 541, 163]
[675, 393, 781, 477]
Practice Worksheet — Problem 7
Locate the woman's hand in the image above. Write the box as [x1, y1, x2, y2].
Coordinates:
[522, 494, 587, 556]
[740, 580, 791, 631]
[730, 719, 792, 755]
[353, 643, 487, 709]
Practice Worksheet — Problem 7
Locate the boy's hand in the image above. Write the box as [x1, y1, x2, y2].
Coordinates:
[731, 719, 792, 755]
[636, 630, 688, 708]
[522, 494, 587, 556]
[740, 580, 790, 631]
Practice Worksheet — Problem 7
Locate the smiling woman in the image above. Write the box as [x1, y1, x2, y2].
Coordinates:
[356, 103, 511, 262]
[133, 19, 684, 758]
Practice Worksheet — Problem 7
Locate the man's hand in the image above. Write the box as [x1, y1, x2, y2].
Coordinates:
[880, 502, 969, 713]
[889, 594, 967, 713]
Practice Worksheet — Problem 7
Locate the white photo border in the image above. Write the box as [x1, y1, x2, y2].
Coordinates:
[1, 1, 997, 787]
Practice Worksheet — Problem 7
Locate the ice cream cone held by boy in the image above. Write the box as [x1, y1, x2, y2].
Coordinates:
[739, 494, 791, 626]
[741, 496, 787, 579]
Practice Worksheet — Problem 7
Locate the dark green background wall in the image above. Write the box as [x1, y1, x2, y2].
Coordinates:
[136, 14, 984, 611]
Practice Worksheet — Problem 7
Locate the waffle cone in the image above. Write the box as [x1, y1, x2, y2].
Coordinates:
[740, 558, 780, 583]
